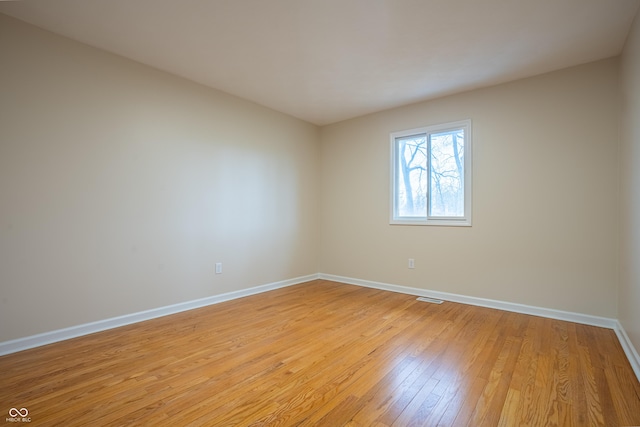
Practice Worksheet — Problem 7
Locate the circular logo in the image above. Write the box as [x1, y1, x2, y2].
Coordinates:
[9, 408, 29, 417]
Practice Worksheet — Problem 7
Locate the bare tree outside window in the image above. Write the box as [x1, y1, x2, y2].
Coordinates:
[429, 129, 464, 217]
[397, 135, 427, 217]
[391, 120, 471, 226]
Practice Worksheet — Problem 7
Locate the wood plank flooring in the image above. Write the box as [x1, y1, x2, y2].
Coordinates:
[1, 279, 639, 426]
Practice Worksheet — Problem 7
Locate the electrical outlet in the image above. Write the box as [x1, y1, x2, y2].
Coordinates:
[215, 262, 222, 274]
[408, 258, 415, 269]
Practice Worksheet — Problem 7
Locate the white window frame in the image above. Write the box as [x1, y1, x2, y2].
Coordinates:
[390, 119, 472, 226]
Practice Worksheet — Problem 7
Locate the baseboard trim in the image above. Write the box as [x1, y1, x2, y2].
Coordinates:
[318, 273, 618, 328]
[614, 321, 640, 381]
[0, 274, 319, 356]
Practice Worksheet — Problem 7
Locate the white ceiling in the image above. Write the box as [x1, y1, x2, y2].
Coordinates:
[1, 0, 638, 125]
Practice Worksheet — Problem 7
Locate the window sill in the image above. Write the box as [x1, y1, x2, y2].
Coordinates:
[390, 218, 472, 227]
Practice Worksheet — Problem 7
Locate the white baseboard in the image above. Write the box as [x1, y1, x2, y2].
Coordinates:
[319, 274, 617, 328]
[614, 321, 640, 381]
[0, 274, 319, 357]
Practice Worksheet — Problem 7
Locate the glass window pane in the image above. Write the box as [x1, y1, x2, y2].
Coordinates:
[396, 135, 427, 217]
[429, 129, 464, 217]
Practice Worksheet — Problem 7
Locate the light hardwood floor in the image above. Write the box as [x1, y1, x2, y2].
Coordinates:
[1, 280, 639, 426]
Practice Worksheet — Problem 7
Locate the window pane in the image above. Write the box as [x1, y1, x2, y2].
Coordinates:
[396, 135, 427, 217]
[429, 129, 464, 217]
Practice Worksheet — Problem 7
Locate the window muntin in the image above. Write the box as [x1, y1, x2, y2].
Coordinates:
[391, 120, 472, 226]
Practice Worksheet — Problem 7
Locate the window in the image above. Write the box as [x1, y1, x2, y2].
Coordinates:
[390, 119, 472, 226]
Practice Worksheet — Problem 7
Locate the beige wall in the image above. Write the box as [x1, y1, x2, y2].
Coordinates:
[0, 14, 320, 341]
[319, 59, 620, 317]
[620, 13, 640, 353]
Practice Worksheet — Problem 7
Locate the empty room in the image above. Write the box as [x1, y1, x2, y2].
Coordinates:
[1, 0, 640, 425]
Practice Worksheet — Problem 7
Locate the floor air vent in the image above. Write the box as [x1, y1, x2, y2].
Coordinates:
[416, 296, 444, 304]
